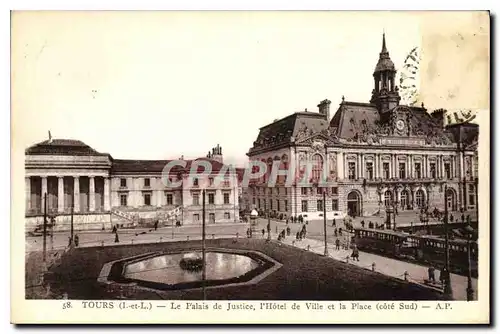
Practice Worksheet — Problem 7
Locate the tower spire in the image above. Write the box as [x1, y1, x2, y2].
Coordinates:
[381, 32, 388, 54]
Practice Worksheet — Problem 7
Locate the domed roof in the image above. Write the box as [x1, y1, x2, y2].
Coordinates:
[374, 33, 396, 73]
[374, 56, 395, 72]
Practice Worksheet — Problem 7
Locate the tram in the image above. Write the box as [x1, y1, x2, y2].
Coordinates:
[352, 228, 478, 277]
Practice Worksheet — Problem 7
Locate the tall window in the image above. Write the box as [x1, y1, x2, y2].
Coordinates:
[193, 214, 200, 222]
[208, 193, 215, 204]
[223, 193, 230, 204]
[469, 185, 476, 205]
[270, 200, 273, 210]
[144, 178, 150, 187]
[284, 200, 288, 211]
[430, 163, 436, 178]
[120, 178, 127, 187]
[384, 190, 393, 206]
[444, 163, 451, 179]
[301, 187, 308, 195]
[316, 187, 322, 195]
[317, 200, 323, 211]
[331, 187, 338, 195]
[258, 198, 261, 208]
[332, 199, 339, 211]
[366, 162, 374, 180]
[383, 162, 390, 179]
[120, 194, 127, 206]
[209, 213, 215, 223]
[193, 179, 199, 186]
[224, 212, 230, 219]
[144, 193, 151, 206]
[209, 177, 214, 186]
[301, 200, 308, 212]
[311, 154, 323, 181]
[348, 162, 356, 180]
[399, 163, 406, 179]
[415, 189, 425, 208]
[192, 193, 199, 206]
[414, 163, 421, 179]
[277, 200, 281, 212]
[166, 194, 173, 205]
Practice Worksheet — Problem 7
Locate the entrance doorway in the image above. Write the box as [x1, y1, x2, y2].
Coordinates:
[446, 188, 457, 211]
[347, 191, 362, 217]
[400, 190, 409, 210]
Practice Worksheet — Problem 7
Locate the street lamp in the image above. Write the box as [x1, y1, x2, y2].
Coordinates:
[464, 223, 475, 301]
[322, 187, 328, 256]
[443, 184, 453, 298]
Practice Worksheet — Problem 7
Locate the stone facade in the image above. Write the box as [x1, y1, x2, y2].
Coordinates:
[245, 35, 479, 220]
[25, 140, 239, 232]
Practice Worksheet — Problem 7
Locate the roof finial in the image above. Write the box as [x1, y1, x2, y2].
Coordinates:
[342, 95, 345, 103]
[381, 31, 388, 53]
[48, 130, 53, 144]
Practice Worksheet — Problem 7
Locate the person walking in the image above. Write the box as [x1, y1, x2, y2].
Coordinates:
[351, 244, 359, 261]
[261, 229, 265, 237]
[114, 231, 120, 243]
[335, 238, 340, 250]
[154, 220, 158, 231]
[428, 266, 436, 283]
[361, 220, 365, 228]
[332, 219, 336, 227]
[74, 234, 79, 247]
[286, 226, 291, 236]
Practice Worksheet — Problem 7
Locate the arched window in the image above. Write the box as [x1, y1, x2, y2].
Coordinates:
[384, 190, 393, 206]
[415, 189, 425, 209]
[311, 154, 323, 182]
[400, 190, 408, 210]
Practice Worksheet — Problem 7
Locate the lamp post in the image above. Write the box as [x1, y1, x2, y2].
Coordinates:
[443, 184, 453, 298]
[322, 188, 328, 256]
[267, 210, 271, 241]
[202, 188, 206, 300]
[464, 223, 475, 301]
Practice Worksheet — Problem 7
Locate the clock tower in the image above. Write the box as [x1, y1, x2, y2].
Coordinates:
[370, 33, 401, 114]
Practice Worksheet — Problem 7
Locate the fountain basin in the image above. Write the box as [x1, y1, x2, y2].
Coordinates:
[105, 248, 280, 291]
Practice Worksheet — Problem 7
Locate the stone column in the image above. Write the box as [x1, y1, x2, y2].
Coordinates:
[25, 177, 31, 213]
[89, 176, 96, 212]
[156, 188, 163, 207]
[73, 176, 80, 212]
[104, 177, 110, 211]
[41, 176, 48, 197]
[337, 152, 343, 180]
[58, 176, 64, 213]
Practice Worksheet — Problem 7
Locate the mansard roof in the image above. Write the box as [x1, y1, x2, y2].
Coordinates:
[329, 100, 457, 145]
[25, 139, 109, 156]
[248, 111, 329, 154]
[111, 157, 230, 175]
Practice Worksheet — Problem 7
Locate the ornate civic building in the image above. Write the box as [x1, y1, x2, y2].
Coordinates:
[246, 34, 479, 220]
[25, 140, 240, 231]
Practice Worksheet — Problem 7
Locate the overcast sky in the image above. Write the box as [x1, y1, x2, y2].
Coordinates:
[12, 12, 432, 166]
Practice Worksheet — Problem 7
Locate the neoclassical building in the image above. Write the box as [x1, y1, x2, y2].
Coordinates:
[25, 140, 240, 231]
[246, 34, 479, 220]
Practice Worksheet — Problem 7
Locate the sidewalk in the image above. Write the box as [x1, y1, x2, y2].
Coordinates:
[277, 235, 477, 301]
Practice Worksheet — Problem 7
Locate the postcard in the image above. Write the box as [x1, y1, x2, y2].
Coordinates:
[11, 10, 490, 324]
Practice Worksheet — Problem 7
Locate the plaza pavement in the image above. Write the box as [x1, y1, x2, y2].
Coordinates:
[26, 217, 477, 300]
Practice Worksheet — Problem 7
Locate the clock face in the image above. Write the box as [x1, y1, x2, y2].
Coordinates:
[396, 120, 405, 131]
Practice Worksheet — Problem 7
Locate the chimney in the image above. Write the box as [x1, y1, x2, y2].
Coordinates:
[318, 99, 332, 121]
[431, 108, 446, 127]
